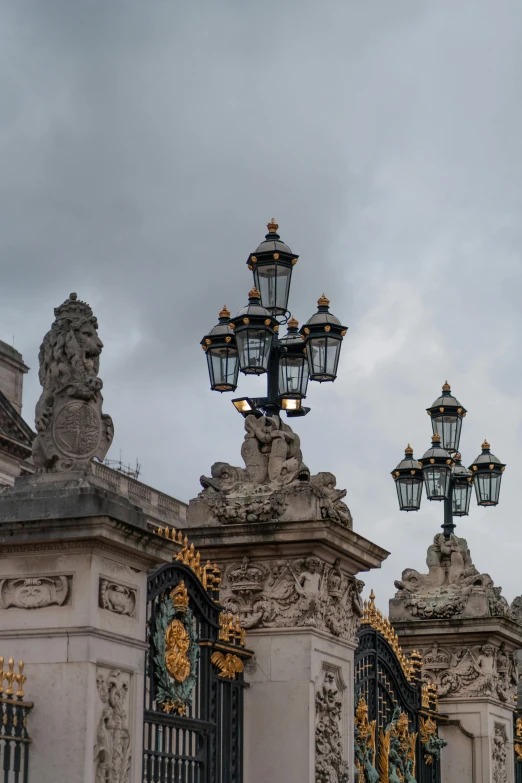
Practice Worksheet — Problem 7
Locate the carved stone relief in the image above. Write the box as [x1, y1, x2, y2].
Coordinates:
[492, 723, 508, 783]
[99, 579, 137, 618]
[0, 575, 70, 609]
[315, 664, 349, 783]
[33, 292, 113, 473]
[94, 668, 131, 783]
[220, 555, 364, 642]
[417, 642, 518, 705]
[392, 533, 513, 621]
[192, 414, 352, 528]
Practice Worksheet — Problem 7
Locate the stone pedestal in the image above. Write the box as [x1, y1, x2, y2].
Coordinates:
[390, 530, 522, 783]
[0, 473, 176, 783]
[390, 615, 522, 783]
[187, 518, 389, 783]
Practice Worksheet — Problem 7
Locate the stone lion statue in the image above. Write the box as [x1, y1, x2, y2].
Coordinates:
[33, 293, 113, 472]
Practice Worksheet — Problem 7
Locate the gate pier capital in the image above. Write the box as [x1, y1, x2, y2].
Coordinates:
[0, 472, 175, 783]
[187, 517, 389, 783]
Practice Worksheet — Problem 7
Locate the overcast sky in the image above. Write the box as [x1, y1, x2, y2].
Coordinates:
[1, 0, 522, 609]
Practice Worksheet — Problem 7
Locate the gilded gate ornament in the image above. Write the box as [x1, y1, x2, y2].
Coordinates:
[354, 697, 379, 782]
[152, 580, 199, 715]
[378, 707, 417, 783]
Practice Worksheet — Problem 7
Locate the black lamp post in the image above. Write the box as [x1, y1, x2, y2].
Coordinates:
[202, 220, 347, 418]
[391, 382, 506, 539]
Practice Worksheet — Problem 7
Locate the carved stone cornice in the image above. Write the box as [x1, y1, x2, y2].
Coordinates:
[0, 625, 148, 651]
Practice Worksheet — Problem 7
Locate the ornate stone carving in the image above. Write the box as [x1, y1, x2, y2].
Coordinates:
[492, 723, 508, 783]
[378, 708, 417, 783]
[94, 668, 131, 783]
[0, 575, 70, 609]
[220, 555, 363, 642]
[195, 414, 352, 527]
[510, 595, 522, 624]
[392, 534, 512, 620]
[33, 293, 113, 473]
[419, 642, 518, 705]
[315, 665, 349, 783]
[99, 579, 137, 618]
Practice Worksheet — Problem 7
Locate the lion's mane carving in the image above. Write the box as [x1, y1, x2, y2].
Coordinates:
[33, 293, 113, 473]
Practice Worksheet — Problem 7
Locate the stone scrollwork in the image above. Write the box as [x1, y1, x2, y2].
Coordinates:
[33, 292, 113, 473]
[492, 723, 508, 783]
[315, 664, 349, 783]
[99, 579, 137, 618]
[392, 533, 512, 621]
[419, 641, 518, 705]
[195, 414, 352, 528]
[94, 668, 131, 783]
[220, 555, 363, 642]
[0, 575, 70, 609]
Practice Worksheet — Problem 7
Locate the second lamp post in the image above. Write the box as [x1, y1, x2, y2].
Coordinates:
[391, 382, 506, 539]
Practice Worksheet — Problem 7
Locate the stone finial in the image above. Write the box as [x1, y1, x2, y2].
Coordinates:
[32, 293, 113, 473]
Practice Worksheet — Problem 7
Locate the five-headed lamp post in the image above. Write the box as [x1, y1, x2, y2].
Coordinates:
[201, 220, 348, 418]
[391, 382, 506, 540]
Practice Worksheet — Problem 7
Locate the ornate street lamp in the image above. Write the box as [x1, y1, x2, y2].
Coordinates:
[391, 383, 506, 539]
[426, 381, 467, 453]
[203, 220, 347, 418]
[391, 445, 424, 512]
[278, 317, 309, 400]
[201, 306, 240, 392]
[419, 434, 453, 501]
[469, 440, 506, 507]
[300, 295, 347, 382]
[451, 454, 473, 516]
[247, 219, 297, 316]
[231, 288, 277, 375]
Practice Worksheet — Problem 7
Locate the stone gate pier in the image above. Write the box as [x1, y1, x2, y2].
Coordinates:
[186, 413, 389, 783]
[390, 532, 522, 783]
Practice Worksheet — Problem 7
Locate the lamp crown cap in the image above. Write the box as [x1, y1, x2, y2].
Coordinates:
[317, 293, 330, 307]
[432, 433, 441, 443]
[288, 316, 299, 328]
[248, 286, 261, 300]
[442, 380, 451, 391]
[482, 439, 491, 450]
[267, 218, 279, 233]
[405, 444, 413, 455]
[219, 305, 230, 319]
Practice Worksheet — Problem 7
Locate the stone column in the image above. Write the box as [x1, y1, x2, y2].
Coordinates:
[389, 532, 522, 783]
[185, 517, 388, 783]
[0, 473, 176, 783]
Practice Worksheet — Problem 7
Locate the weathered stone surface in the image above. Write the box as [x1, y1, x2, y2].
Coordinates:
[187, 413, 352, 528]
[0, 472, 146, 529]
[390, 533, 512, 622]
[32, 293, 113, 473]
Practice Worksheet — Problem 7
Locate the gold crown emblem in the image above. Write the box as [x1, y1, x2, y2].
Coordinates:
[317, 293, 330, 307]
[267, 218, 279, 233]
[170, 580, 189, 613]
[219, 305, 230, 319]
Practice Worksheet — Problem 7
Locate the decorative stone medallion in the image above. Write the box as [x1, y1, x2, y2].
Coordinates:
[53, 401, 101, 458]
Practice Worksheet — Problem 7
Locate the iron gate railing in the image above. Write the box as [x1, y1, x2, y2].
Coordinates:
[354, 592, 445, 783]
[0, 657, 32, 783]
[143, 530, 249, 783]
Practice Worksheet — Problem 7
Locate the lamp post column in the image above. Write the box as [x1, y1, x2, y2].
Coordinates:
[443, 478, 455, 540]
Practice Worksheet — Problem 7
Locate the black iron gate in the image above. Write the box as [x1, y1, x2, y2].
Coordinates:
[144, 531, 250, 783]
[354, 592, 445, 783]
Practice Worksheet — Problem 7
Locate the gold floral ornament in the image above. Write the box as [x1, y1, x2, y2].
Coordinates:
[154, 527, 221, 596]
[165, 620, 191, 683]
[211, 652, 244, 680]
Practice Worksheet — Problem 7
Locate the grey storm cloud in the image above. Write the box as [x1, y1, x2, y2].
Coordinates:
[1, 0, 522, 607]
